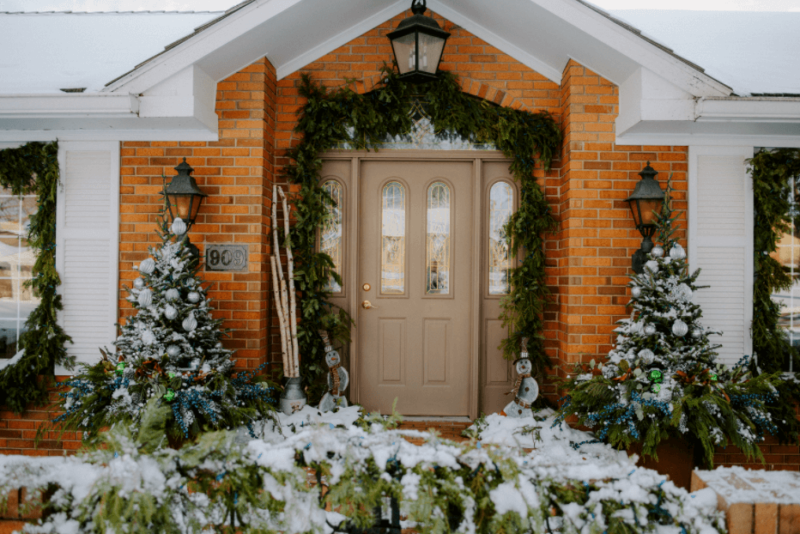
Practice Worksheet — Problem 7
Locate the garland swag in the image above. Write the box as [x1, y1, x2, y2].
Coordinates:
[749, 148, 800, 444]
[0, 141, 73, 413]
[287, 69, 562, 400]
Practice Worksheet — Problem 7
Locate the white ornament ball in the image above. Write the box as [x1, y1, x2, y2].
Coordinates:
[691, 328, 703, 339]
[671, 283, 693, 302]
[142, 330, 156, 346]
[167, 345, 181, 357]
[631, 286, 642, 298]
[164, 305, 178, 320]
[166, 288, 180, 301]
[672, 319, 689, 337]
[182, 313, 197, 332]
[670, 244, 687, 260]
[645, 260, 659, 273]
[171, 217, 187, 236]
[133, 278, 145, 290]
[644, 324, 657, 336]
[138, 288, 153, 307]
[138, 258, 155, 275]
[188, 291, 201, 303]
[638, 349, 655, 365]
[651, 246, 664, 258]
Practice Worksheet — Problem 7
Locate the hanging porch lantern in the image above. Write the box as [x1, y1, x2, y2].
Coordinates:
[165, 158, 207, 229]
[387, 0, 450, 83]
[626, 162, 665, 274]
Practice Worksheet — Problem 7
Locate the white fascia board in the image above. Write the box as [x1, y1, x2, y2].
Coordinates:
[277, 0, 407, 80]
[696, 98, 800, 123]
[427, 0, 563, 84]
[0, 128, 219, 143]
[0, 93, 138, 119]
[617, 67, 696, 136]
[617, 131, 800, 149]
[139, 65, 219, 132]
[104, 0, 303, 95]
[532, 0, 731, 98]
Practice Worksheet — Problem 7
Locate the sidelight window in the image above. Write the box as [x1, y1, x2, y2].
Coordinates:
[488, 181, 513, 296]
[321, 180, 344, 294]
[426, 182, 451, 294]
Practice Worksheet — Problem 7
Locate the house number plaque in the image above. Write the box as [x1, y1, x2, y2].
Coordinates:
[205, 245, 248, 272]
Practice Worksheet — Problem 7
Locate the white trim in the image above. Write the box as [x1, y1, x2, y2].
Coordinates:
[0, 94, 138, 119]
[427, 0, 563, 84]
[276, 0, 407, 80]
[0, 142, 23, 150]
[696, 98, 800, 123]
[618, 133, 800, 149]
[0, 129, 219, 143]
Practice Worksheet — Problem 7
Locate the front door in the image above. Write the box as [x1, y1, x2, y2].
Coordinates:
[358, 160, 473, 416]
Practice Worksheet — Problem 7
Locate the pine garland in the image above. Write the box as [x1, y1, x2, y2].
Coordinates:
[749, 148, 800, 444]
[0, 141, 73, 413]
[288, 69, 562, 400]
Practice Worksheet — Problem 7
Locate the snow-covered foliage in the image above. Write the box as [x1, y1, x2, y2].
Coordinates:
[1, 403, 724, 534]
[53, 217, 276, 442]
[557, 185, 786, 467]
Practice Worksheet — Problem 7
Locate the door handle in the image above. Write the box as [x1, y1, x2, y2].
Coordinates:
[362, 300, 377, 309]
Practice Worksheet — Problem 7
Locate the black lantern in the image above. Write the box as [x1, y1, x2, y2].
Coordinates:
[165, 158, 207, 228]
[626, 162, 664, 274]
[387, 0, 450, 83]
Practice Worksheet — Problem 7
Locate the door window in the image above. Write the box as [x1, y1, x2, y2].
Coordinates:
[426, 181, 451, 295]
[381, 181, 406, 295]
[488, 181, 514, 295]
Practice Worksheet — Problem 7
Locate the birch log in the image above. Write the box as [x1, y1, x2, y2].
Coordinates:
[270, 255, 290, 374]
[278, 187, 300, 377]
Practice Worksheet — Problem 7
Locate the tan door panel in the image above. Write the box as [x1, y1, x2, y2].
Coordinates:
[358, 160, 473, 416]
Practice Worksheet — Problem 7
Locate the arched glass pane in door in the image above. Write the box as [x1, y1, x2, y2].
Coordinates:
[489, 182, 514, 295]
[426, 182, 451, 294]
[321, 180, 343, 293]
[381, 182, 406, 294]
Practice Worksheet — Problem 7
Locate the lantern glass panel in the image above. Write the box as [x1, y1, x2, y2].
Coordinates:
[391, 32, 417, 75]
[417, 32, 446, 75]
[637, 199, 661, 227]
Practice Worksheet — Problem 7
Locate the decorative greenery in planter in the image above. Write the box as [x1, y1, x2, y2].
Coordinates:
[0, 141, 73, 413]
[288, 68, 562, 401]
[556, 184, 787, 467]
[749, 148, 800, 445]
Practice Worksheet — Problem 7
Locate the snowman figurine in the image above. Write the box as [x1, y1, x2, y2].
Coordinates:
[318, 331, 349, 412]
[503, 338, 539, 418]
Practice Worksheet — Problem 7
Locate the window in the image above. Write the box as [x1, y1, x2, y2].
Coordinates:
[772, 175, 800, 372]
[381, 182, 406, 295]
[321, 180, 344, 294]
[489, 182, 514, 296]
[0, 190, 38, 358]
[426, 182, 451, 294]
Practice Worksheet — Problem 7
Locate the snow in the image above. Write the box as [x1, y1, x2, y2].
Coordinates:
[694, 465, 800, 504]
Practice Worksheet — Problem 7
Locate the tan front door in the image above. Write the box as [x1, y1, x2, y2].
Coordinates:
[358, 160, 473, 416]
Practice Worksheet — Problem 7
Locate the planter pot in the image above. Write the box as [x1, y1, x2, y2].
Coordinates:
[279, 377, 307, 415]
[629, 436, 697, 490]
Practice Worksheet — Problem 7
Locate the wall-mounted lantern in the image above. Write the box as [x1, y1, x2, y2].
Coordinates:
[626, 163, 664, 274]
[164, 158, 206, 260]
[388, 0, 450, 83]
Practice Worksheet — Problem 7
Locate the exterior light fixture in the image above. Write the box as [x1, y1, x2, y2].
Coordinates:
[626, 162, 664, 274]
[164, 158, 206, 260]
[387, 0, 450, 83]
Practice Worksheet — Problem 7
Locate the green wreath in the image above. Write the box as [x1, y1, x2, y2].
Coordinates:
[288, 69, 562, 401]
[0, 141, 73, 413]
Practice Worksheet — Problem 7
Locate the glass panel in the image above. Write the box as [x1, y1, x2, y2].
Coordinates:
[418, 33, 446, 76]
[381, 182, 406, 295]
[0, 320, 21, 359]
[391, 33, 416, 76]
[489, 182, 514, 296]
[321, 180, 343, 293]
[773, 174, 800, 372]
[426, 182, 451, 294]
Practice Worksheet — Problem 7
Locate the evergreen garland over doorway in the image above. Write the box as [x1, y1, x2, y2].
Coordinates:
[287, 69, 562, 400]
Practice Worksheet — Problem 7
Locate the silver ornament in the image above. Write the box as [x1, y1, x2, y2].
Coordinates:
[171, 217, 187, 236]
[691, 328, 703, 338]
[638, 348, 655, 364]
[644, 324, 656, 336]
[631, 286, 642, 298]
[670, 244, 687, 260]
[188, 291, 201, 303]
[670, 283, 693, 302]
[651, 246, 664, 258]
[167, 345, 181, 357]
[672, 319, 689, 337]
[138, 258, 155, 275]
[182, 313, 197, 332]
[645, 260, 659, 273]
[138, 288, 153, 307]
[166, 288, 180, 301]
[164, 305, 178, 320]
[142, 330, 156, 346]
[133, 278, 145, 290]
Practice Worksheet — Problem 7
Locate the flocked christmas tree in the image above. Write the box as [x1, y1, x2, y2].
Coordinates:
[556, 182, 785, 467]
[55, 208, 276, 443]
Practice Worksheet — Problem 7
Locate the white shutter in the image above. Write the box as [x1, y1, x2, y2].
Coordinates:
[688, 146, 754, 365]
[56, 142, 119, 371]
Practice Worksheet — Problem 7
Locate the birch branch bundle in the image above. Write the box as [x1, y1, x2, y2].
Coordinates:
[271, 185, 300, 378]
